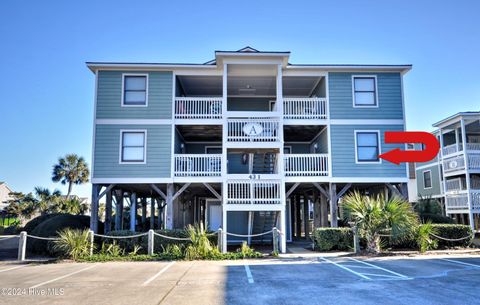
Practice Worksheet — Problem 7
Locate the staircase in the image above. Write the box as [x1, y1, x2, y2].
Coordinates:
[252, 153, 276, 174]
[251, 211, 279, 244]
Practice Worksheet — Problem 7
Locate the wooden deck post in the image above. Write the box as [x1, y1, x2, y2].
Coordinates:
[104, 189, 113, 234]
[141, 197, 147, 230]
[166, 184, 174, 229]
[295, 195, 301, 238]
[320, 192, 329, 227]
[329, 183, 338, 227]
[303, 193, 309, 239]
[130, 192, 137, 232]
[150, 197, 155, 229]
[114, 189, 123, 231]
[90, 184, 100, 233]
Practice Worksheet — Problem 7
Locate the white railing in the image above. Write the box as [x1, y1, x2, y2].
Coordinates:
[283, 97, 328, 120]
[443, 156, 465, 172]
[468, 154, 480, 170]
[442, 143, 460, 156]
[284, 154, 329, 176]
[227, 180, 281, 205]
[227, 118, 280, 142]
[174, 97, 222, 119]
[173, 154, 222, 177]
[472, 192, 480, 211]
[466, 143, 480, 151]
[445, 193, 469, 211]
[445, 177, 465, 192]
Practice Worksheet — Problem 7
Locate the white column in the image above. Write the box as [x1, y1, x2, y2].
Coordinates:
[221, 64, 228, 253]
[460, 119, 475, 230]
[130, 192, 137, 232]
[438, 128, 446, 196]
[222, 183, 228, 253]
[455, 127, 460, 152]
[276, 64, 286, 253]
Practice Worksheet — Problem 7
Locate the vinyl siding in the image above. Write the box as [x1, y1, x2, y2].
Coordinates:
[416, 165, 442, 197]
[96, 71, 173, 119]
[93, 124, 172, 178]
[328, 72, 404, 119]
[311, 130, 328, 153]
[330, 124, 407, 178]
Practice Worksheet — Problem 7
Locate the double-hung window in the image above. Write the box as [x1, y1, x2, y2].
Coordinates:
[353, 76, 377, 107]
[123, 75, 147, 106]
[120, 131, 146, 163]
[423, 171, 432, 189]
[356, 131, 380, 163]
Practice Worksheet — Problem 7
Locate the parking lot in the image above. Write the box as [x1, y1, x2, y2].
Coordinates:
[0, 254, 479, 305]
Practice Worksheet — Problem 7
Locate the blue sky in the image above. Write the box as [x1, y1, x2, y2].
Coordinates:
[0, 0, 479, 199]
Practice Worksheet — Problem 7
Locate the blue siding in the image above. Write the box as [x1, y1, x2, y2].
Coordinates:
[311, 130, 328, 153]
[329, 72, 404, 119]
[330, 124, 407, 178]
[96, 71, 173, 119]
[94, 124, 172, 178]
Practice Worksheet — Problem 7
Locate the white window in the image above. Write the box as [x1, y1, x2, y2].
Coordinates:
[423, 170, 432, 189]
[120, 131, 146, 163]
[122, 75, 147, 106]
[353, 76, 377, 107]
[355, 131, 380, 163]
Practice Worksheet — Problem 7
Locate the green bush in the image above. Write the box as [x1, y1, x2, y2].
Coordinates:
[419, 213, 454, 224]
[52, 229, 92, 260]
[23, 213, 68, 233]
[28, 214, 102, 256]
[2, 225, 20, 235]
[431, 224, 473, 248]
[416, 222, 438, 253]
[312, 228, 353, 251]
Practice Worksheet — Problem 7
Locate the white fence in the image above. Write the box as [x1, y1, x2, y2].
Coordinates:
[442, 142, 480, 156]
[468, 154, 480, 170]
[174, 154, 222, 177]
[227, 180, 281, 205]
[227, 118, 280, 142]
[445, 177, 465, 192]
[283, 97, 328, 120]
[443, 156, 466, 172]
[445, 193, 469, 211]
[284, 154, 329, 176]
[174, 97, 223, 119]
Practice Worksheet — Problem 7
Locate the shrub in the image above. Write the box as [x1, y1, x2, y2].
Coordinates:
[419, 213, 454, 224]
[416, 222, 438, 253]
[28, 214, 100, 255]
[52, 229, 91, 259]
[3, 225, 20, 235]
[431, 224, 473, 248]
[23, 213, 68, 233]
[312, 228, 353, 251]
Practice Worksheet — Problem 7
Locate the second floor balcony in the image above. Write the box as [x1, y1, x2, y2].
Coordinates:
[284, 154, 329, 177]
[227, 118, 280, 144]
[443, 153, 480, 174]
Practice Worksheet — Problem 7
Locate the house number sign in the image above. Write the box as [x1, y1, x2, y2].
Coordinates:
[242, 123, 263, 136]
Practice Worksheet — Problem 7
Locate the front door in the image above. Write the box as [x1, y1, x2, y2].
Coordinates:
[207, 200, 222, 231]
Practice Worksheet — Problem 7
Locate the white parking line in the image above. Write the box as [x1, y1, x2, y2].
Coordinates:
[142, 262, 175, 286]
[30, 264, 97, 289]
[244, 264, 254, 284]
[318, 257, 371, 280]
[441, 258, 480, 268]
[0, 264, 28, 273]
[347, 258, 410, 279]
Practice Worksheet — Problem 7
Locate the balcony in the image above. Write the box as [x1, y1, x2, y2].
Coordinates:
[227, 118, 280, 144]
[226, 180, 282, 207]
[443, 154, 480, 173]
[283, 97, 328, 120]
[442, 142, 480, 157]
[445, 191, 480, 213]
[445, 177, 466, 192]
[174, 97, 223, 120]
[173, 154, 222, 177]
[284, 154, 329, 177]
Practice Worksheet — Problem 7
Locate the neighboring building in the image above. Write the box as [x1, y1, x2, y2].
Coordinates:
[415, 112, 480, 230]
[87, 47, 411, 253]
[0, 182, 13, 211]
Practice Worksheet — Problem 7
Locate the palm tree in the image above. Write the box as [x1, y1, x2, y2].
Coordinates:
[34, 187, 62, 215]
[342, 192, 418, 254]
[52, 154, 90, 198]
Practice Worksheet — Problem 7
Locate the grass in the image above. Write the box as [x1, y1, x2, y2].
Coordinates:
[0, 217, 19, 228]
[77, 251, 264, 262]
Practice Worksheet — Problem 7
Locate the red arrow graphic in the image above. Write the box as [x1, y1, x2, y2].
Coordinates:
[379, 131, 440, 165]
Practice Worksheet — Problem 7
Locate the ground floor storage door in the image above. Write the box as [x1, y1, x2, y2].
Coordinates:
[207, 200, 222, 231]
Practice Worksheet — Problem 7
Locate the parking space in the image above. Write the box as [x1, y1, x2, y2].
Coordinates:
[0, 255, 479, 304]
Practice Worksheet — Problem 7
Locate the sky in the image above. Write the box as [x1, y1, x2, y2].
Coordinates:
[0, 0, 479, 200]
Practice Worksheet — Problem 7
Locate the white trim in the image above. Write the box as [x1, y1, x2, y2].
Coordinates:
[121, 73, 149, 107]
[330, 119, 404, 125]
[91, 70, 98, 180]
[96, 119, 172, 125]
[422, 170, 433, 189]
[119, 130, 147, 164]
[328, 177, 409, 183]
[326, 72, 332, 178]
[415, 162, 440, 170]
[283, 146, 292, 154]
[205, 145, 222, 154]
[354, 130, 382, 164]
[206, 198, 222, 231]
[91, 178, 173, 184]
[351, 75, 379, 108]
[170, 72, 176, 178]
